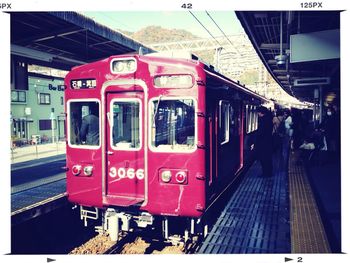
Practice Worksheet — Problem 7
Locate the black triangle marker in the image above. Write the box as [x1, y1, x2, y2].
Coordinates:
[285, 257, 293, 262]
[47, 258, 56, 263]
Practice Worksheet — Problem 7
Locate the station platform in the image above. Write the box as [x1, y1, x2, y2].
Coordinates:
[11, 179, 67, 226]
[11, 154, 68, 226]
[198, 149, 337, 254]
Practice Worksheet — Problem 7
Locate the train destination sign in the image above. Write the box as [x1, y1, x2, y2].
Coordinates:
[70, 78, 97, 89]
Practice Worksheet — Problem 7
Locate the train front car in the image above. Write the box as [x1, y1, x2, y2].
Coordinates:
[64, 54, 207, 241]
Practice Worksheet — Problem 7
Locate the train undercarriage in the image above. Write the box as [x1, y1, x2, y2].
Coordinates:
[79, 205, 208, 245]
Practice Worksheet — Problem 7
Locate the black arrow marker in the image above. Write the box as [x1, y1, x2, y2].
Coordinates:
[47, 258, 56, 263]
[285, 257, 293, 262]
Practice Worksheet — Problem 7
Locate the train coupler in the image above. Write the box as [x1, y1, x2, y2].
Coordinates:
[101, 209, 135, 241]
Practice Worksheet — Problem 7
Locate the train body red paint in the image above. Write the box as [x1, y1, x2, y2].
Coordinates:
[64, 53, 266, 239]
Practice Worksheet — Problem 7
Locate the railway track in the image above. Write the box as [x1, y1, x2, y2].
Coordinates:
[68, 230, 201, 254]
[67, 164, 247, 255]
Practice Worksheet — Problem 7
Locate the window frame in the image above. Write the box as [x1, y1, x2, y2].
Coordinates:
[245, 104, 258, 134]
[252, 106, 258, 131]
[109, 98, 142, 151]
[148, 96, 197, 153]
[219, 100, 230, 145]
[38, 119, 56, 131]
[38, 93, 51, 105]
[67, 98, 101, 149]
[11, 90, 26, 103]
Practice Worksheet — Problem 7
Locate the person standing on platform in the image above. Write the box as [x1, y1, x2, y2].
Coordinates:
[272, 109, 285, 154]
[255, 106, 273, 177]
[284, 109, 294, 152]
[322, 106, 340, 161]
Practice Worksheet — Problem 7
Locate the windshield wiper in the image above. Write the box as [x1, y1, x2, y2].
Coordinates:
[152, 95, 163, 128]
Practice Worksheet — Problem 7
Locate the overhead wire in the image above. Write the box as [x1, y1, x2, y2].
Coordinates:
[188, 10, 223, 48]
[205, 11, 235, 47]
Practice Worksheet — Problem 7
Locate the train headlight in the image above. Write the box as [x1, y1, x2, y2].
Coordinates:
[83, 165, 93, 176]
[175, 171, 187, 184]
[126, 60, 136, 71]
[72, 165, 82, 176]
[110, 58, 137, 74]
[161, 170, 172, 183]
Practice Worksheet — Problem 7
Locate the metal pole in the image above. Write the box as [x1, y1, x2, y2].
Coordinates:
[11, 146, 14, 162]
[215, 47, 222, 71]
[280, 12, 283, 57]
[25, 116, 28, 142]
[163, 217, 169, 239]
[313, 88, 319, 127]
[319, 86, 323, 124]
[51, 118, 55, 144]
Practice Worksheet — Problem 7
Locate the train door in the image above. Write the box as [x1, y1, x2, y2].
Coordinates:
[206, 97, 243, 201]
[230, 101, 242, 172]
[205, 95, 218, 200]
[105, 91, 145, 206]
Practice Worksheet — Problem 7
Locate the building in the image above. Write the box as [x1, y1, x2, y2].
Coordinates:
[11, 72, 66, 146]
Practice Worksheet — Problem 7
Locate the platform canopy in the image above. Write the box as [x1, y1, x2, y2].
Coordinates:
[236, 11, 340, 104]
[11, 12, 154, 71]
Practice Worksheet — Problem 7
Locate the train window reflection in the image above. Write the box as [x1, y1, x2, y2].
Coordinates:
[69, 100, 100, 147]
[151, 99, 195, 151]
[111, 100, 141, 150]
[245, 104, 258, 134]
[219, 100, 230, 145]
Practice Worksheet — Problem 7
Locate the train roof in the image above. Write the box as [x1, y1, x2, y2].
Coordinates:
[67, 51, 269, 103]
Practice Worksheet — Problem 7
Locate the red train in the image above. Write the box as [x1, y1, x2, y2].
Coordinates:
[64, 52, 267, 241]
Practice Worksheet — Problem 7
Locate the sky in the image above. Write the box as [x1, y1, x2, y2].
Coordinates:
[82, 11, 244, 39]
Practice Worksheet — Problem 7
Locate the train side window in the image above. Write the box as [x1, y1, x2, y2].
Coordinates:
[245, 104, 250, 133]
[111, 99, 141, 150]
[253, 106, 258, 131]
[246, 104, 258, 134]
[251, 106, 256, 132]
[248, 105, 253, 133]
[219, 100, 230, 145]
[251, 106, 256, 131]
[150, 98, 195, 152]
[68, 100, 100, 148]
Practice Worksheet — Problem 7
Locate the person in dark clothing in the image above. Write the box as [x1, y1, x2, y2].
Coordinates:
[80, 103, 99, 145]
[255, 106, 273, 177]
[322, 107, 339, 153]
[272, 109, 285, 153]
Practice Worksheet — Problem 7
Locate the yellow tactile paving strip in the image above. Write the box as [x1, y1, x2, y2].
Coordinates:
[288, 151, 331, 253]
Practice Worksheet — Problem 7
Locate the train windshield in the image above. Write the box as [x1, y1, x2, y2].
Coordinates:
[68, 100, 100, 147]
[111, 100, 141, 150]
[151, 98, 195, 151]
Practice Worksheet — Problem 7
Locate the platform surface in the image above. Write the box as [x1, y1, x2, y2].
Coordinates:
[11, 179, 66, 213]
[198, 154, 290, 253]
